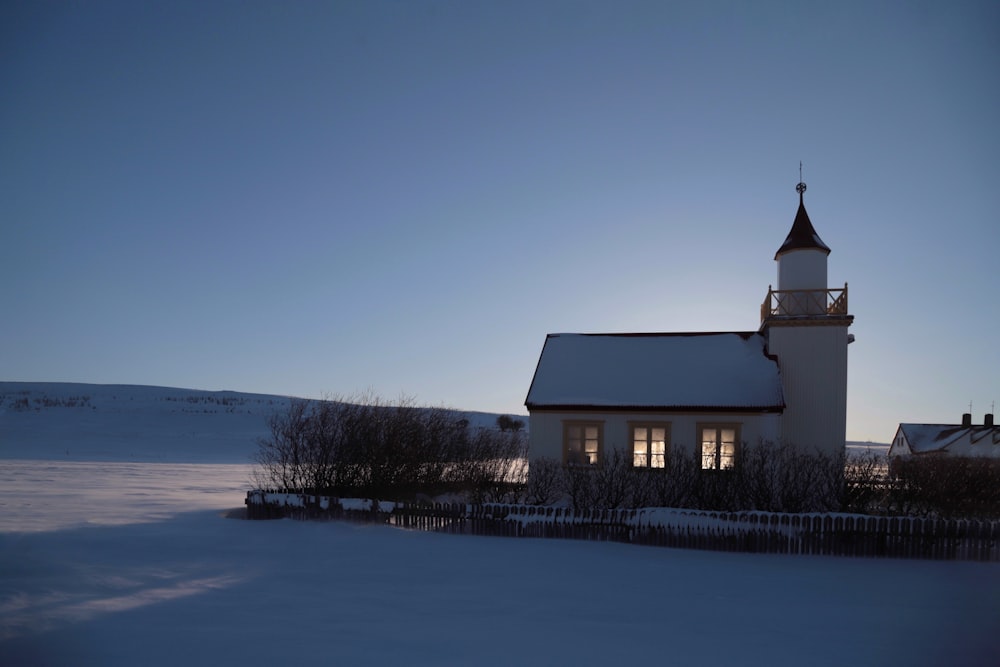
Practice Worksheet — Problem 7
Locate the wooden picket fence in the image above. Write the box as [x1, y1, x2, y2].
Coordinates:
[244, 490, 1000, 561]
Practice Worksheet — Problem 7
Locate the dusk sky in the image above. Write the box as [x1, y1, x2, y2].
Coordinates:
[2, 1, 997, 442]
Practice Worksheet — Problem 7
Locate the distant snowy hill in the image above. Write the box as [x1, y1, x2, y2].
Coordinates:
[0, 382, 882, 463]
[846, 441, 890, 456]
[0, 382, 517, 463]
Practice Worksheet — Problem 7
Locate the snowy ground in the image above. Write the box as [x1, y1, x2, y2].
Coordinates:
[1, 383, 998, 666]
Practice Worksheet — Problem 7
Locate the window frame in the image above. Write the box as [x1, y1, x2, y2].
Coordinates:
[562, 420, 604, 466]
[697, 422, 742, 471]
[628, 421, 671, 469]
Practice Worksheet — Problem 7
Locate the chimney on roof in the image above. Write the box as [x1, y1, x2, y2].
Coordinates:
[986, 414, 995, 428]
[961, 413, 972, 427]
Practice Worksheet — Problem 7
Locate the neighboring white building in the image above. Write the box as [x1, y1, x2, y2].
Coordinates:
[524, 183, 854, 469]
[888, 414, 1000, 460]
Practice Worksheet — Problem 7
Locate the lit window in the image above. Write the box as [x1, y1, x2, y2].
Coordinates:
[564, 422, 602, 465]
[699, 425, 740, 470]
[631, 423, 669, 468]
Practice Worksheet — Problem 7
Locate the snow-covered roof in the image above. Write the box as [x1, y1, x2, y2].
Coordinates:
[524, 332, 785, 411]
[896, 423, 1000, 455]
[775, 194, 830, 258]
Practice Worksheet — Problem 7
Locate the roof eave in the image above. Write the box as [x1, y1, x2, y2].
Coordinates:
[523, 334, 557, 408]
[525, 403, 785, 414]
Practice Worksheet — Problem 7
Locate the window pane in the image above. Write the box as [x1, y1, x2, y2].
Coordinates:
[651, 451, 665, 469]
[721, 429, 736, 445]
[585, 426, 598, 440]
[566, 437, 581, 464]
[701, 428, 717, 469]
[701, 445, 717, 469]
[651, 428, 665, 442]
[650, 435, 665, 468]
[632, 426, 647, 467]
[566, 424, 584, 465]
[720, 442, 735, 469]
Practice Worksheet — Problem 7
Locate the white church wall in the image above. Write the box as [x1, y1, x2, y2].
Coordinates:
[528, 410, 781, 464]
[767, 324, 850, 457]
[777, 248, 827, 292]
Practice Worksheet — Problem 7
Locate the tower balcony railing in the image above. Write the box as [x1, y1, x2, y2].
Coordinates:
[761, 283, 848, 323]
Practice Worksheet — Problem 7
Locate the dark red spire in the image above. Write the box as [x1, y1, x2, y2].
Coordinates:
[774, 182, 831, 259]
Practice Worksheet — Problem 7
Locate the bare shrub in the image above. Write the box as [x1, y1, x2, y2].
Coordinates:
[733, 441, 842, 513]
[451, 425, 526, 504]
[644, 448, 698, 508]
[590, 447, 634, 510]
[496, 415, 525, 432]
[251, 399, 313, 491]
[517, 441, 999, 519]
[586, 441, 848, 513]
[525, 457, 563, 505]
[252, 394, 524, 501]
[689, 462, 741, 511]
[563, 464, 598, 511]
[841, 448, 887, 514]
[886, 456, 1000, 519]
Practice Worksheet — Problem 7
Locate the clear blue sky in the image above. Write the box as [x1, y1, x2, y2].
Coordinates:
[2, 1, 997, 442]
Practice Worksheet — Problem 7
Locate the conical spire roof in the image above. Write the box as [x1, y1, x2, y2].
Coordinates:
[774, 183, 830, 259]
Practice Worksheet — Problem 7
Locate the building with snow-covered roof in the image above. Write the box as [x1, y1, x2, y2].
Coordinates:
[524, 182, 854, 469]
[888, 413, 1000, 460]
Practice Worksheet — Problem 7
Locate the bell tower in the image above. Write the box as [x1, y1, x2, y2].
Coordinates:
[760, 181, 853, 457]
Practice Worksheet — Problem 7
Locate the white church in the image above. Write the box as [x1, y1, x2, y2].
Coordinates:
[524, 182, 854, 469]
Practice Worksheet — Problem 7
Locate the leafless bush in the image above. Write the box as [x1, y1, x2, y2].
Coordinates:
[560, 447, 690, 511]
[563, 464, 598, 511]
[537, 441, 850, 513]
[732, 441, 842, 513]
[520, 441, 999, 519]
[253, 394, 525, 501]
[590, 447, 634, 509]
[841, 449, 887, 514]
[641, 449, 698, 509]
[251, 399, 314, 491]
[496, 415, 525, 432]
[449, 425, 526, 504]
[525, 457, 563, 505]
[885, 456, 1000, 519]
[688, 462, 742, 511]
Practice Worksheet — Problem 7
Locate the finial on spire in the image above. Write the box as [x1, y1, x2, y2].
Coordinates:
[796, 162, 807, 198]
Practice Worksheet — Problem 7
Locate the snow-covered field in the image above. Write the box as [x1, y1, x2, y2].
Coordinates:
[2, 383, 998, 666]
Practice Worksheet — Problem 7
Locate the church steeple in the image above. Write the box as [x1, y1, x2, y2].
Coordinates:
[771, 181, 831, 295]
[775, 182, 831, 259]
[759, 180, 854, 459]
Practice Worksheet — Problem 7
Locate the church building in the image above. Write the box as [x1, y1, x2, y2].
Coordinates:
[524, 183, 854, 469]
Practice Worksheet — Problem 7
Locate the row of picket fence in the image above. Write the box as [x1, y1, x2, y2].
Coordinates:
[244, 490, 1000, 561]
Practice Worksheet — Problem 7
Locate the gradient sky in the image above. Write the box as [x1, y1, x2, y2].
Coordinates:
[2, 1, 997, 442]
